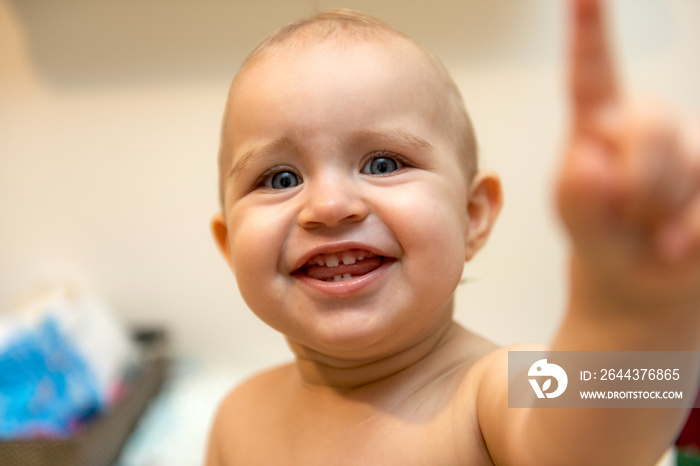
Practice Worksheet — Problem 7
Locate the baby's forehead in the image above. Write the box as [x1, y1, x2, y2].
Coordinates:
[242, 14, 420, 67]
[227, 38, 459, 142]
[226, 36, 454, 150]
[234, 31, 435, 91]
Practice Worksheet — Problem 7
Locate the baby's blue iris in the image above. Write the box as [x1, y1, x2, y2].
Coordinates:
[364, 157, 399, 175]
[270, 171, 302, 189]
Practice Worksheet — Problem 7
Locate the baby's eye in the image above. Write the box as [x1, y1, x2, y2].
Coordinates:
[264, 170, 302, 189]
[361, 156, 402, 175]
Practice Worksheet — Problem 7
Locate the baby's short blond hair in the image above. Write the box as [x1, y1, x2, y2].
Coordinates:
[217, 9, 477, 209]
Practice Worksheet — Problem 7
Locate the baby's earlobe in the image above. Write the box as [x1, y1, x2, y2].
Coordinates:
[464, 171, 503, 261]
[210, 213, 233, 267]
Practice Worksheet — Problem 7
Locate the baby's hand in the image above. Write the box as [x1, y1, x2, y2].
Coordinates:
[556, 0, 700, 309]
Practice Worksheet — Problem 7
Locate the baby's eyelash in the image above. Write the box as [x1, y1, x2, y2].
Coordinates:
[373, 150, 403, 159]
[254, 167, 278, 187]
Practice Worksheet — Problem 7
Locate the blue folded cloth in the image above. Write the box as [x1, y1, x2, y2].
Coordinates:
[0, 315, 101, 439]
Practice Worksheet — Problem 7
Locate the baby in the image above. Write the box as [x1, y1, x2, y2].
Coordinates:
[207, 0, 700, 464]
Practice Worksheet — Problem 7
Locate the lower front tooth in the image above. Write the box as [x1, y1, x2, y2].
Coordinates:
[342, 273, 352, 279]
[333, 275, 342, 281]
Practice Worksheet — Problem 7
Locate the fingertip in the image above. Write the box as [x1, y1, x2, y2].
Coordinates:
[571, 0, 603, 30]
[572, 0, 596, 15]
[569, 0, 619, 117]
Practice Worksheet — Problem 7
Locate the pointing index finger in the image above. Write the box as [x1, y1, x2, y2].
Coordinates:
[570, 0, 620, 124]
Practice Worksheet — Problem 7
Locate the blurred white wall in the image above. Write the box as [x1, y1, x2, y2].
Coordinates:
[1, 0, 700, 371]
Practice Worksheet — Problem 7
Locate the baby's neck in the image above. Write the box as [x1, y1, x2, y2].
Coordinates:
[287, 319, 463, 390]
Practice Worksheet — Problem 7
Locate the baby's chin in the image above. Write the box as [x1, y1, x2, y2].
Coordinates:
[291, 310, 452, 358]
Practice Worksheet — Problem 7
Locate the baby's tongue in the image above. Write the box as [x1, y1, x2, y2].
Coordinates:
[304, 257, 383, 281]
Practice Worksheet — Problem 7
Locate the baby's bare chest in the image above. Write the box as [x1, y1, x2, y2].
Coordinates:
[225, 395, 494, 465]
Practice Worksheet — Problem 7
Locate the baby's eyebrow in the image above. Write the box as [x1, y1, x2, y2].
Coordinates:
[229, 130, 434, 178]
[350, 129, 435, 153]
[229, 138, 295, 178]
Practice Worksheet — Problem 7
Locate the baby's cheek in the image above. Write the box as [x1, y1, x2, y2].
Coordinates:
[400, 184, 465, 244]
[229, 227, 287, 330]
[392, 188, 466, 282]
[420, 221, 466, 282]
[228, 210, 283, 292]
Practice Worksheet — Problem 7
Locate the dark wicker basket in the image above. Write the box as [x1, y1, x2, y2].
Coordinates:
[0, 328, 169, 466]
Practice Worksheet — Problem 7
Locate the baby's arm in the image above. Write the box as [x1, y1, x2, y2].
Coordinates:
[479, 0, 700, 464]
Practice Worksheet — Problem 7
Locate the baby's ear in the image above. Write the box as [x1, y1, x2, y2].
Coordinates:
[464, 171, 503, 261]
[211, 213, 234, 269]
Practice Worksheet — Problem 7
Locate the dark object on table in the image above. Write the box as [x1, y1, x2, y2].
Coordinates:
[677, 407, 700, 465]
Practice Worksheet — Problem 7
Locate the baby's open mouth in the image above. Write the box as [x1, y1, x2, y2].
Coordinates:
[294, 249, 390, 282]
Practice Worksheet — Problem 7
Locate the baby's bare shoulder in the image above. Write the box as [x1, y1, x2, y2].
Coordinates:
[459, 342, 546, 465]
[205, 364, 295, 465]
[464, 341, 546, 408]
[216, 362, 293, 424]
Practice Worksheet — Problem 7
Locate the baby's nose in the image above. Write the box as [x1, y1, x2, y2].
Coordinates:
[297, 177, 369, 229]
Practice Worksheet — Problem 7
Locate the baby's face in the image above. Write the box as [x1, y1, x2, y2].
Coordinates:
[218, 39, 473, 358]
